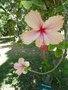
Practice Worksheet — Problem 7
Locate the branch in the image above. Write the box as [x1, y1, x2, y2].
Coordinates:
[29, 39, 66, 75]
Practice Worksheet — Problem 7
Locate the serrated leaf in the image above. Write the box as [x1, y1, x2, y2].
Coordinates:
[48, 44, 56, 51]
[20, 1, 32, 9]
[54, 48, 63, 57]
[58, 41, 68, 49]
[57, 41, 63, 49]
[31, 0, 43, 8]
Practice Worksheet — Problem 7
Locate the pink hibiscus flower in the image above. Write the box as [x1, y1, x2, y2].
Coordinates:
[21, 10, 64, 58]
[14, 58, 30, 76]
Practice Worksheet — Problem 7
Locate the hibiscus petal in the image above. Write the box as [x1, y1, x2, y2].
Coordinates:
[16, 69, 23, 76]
[24, 61, 30, 67]
[25, 10, 43, 29]
[44, 15, 64, 32]
[18, 58, 24, 64]
[21, 30, 40, 45]
[14, 63, 19, 69]
[35, 34, 43, 48]
[47, 32, 64, 44]
[44, 34, 50, 45]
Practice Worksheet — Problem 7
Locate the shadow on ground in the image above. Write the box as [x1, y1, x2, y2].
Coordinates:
[0, 37, 42, 90]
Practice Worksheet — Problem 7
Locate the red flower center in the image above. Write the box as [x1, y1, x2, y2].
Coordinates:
[39, 26, 46, 34]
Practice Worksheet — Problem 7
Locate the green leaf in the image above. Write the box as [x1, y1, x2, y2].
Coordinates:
[58, 41, 68, 49]
[28, 67, 31, 71]
[20, 1, 32, 9]
[65, 41, 68, 49]
[48, 44, 56, 51]
[57, 41, 63, 49]
[24, 67, 28, 72]
[31, 0, 43, 8]
[54, 48, 63, 57]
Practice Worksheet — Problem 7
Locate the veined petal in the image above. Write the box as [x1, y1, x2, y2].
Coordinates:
[44, 33, 50, 45]
[18, 58, 24, 64]
[35, 34, 43, 48]
[44, 15, 64, 32]
[35, 33, 50, 48]
[25, 10, 43, 29]
[21, 30, 40, 45]
[16, 69, 23, 76]
[47, 32, 64, 44]
[24, 61, 30, 67]
[14, 63, 19, 69]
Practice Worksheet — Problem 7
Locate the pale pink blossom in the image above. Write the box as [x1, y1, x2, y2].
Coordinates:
[14, 58, 30, 76]
[21, 10, 64, 58]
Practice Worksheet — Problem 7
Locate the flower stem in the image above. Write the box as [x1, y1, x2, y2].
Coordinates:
[42, 50, 45, 59]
